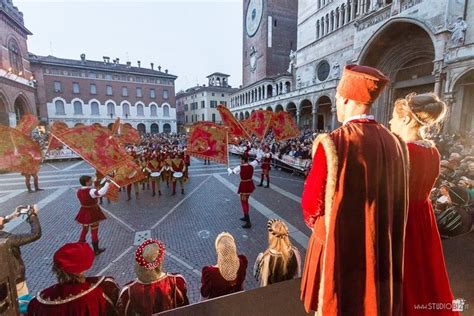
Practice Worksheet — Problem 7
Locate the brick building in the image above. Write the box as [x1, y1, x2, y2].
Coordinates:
[0, 0, 36, 127]
[30, 54, 178, 134]
[176, 72, 238, 129]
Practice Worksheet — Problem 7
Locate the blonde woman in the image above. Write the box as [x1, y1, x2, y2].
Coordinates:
[389, 92, 457, 315]
[200, 232, 248, 299]
[254, 219, 301, 287]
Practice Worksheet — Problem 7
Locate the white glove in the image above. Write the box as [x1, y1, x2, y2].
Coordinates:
[227, 168, 233, 175]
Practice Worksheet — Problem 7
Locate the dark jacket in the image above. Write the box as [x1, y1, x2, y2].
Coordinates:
[0, 214, 41, 283]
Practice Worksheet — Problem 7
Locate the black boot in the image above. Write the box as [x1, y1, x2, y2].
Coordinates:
[239, 216, 247, 221]
[241, 215, 251, 229]
[152, 191, 156, 197]
[92, 241, 106, 256]
[265, 178, 270, 188]
[181, 189, 185, 195]
[26, 183, 33, 193]
[158, 190, 162, 196]
[257, 176, 264, 187]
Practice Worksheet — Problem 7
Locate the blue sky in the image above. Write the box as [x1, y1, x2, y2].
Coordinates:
[16, 0, 243, 91]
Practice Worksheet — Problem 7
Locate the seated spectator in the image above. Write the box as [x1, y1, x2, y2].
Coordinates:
[117, 239, 189, 315]
[201, 232, 247, 299]
[28, 242, 119, 316]
[0, 205, 41, 298]
[254, 219, 302, 286]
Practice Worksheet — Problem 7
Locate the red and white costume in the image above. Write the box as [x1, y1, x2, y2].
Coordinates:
[75, 182, 109, 225]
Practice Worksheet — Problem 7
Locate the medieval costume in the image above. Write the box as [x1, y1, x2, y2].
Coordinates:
[147, 154, 164, 197]
[117, 239, 189, 315]
[171, 153, 187, 195]
[22, 172, 42, 193]
[76, 178, 110, 255]
[300, 65, 409, 315]
[228, 155, 259, 228]
[200, 233, 247, 299]
[95, 170, 110, 205]
[27, 243, 119, 316]
[403, 141, 458, 315]
[258, 146, 272, 188]
[254, 219, 302, 287]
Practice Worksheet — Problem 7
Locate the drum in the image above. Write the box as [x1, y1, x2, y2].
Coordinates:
[173, 172, 183, 178]
[436, 206, 472, 238]
[150, 172, 161, 178]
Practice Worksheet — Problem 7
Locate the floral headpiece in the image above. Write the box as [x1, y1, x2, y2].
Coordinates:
[135, 239, 166, 270]
[267, 219, 289, 238]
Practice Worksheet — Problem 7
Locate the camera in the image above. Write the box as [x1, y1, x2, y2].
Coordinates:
[16, 205, 34, 217]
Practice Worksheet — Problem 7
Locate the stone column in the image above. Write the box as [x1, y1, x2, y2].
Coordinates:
[263, 86, 267, 99]
[351, 0, 357, 19]
[312, 108, 317, 131]
[338, 8, 343, 27]
[296, 111, 301, 127]
[331, 106, 337, 130]
[321, 17, 325, 36]
[346, 2, 351, 23]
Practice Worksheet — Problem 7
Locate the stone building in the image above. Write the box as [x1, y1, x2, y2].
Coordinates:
[176, 72, 238, 129]
[0, 0, 36, 127]
[231, 0, 474, 134]
[30, 54, 178, 134]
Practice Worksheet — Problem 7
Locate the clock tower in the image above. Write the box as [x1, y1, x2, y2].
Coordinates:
[242, 0, 298, 88]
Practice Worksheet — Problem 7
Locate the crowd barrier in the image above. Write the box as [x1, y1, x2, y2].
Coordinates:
[228, 145, 310, 174]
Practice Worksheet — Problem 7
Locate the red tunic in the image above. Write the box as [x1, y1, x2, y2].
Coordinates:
[261, 153, 272, 173]
[117, 274, 189, 315]
[237, 164, 255, 194]
[27, 276, 119, 316]
[75, 187, 107, 225]
[300, 120, 409, 315]
[147, 159, 162, 172]
[200, 255, 248, 299]
[403, 142, 458, 315]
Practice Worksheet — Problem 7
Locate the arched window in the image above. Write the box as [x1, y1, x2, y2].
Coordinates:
[316, 21, 320, 38]
[55, 100, 65, 115]
[73, 101, 83, 115]
[122, 103, 130, 117]
[321, 17, 325, 36]
[107, 102, 115, 116]
[163, 104, 170, 117]
[341, 4, 346, 26]
[150, 104, 157, 116]
[91, 101, 100, 116]
[8, 39, 22, 74]
[137, 104, 144, 116]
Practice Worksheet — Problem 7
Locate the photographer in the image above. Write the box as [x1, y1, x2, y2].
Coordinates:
[0, 204, 42, 297]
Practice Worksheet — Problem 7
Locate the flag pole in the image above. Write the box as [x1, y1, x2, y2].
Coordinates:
[226, 131, 230, 169]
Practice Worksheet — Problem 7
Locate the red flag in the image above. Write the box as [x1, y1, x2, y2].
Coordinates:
[271, 111, 300, 141]
[0, 125, 42, 174]
[217, 105, 250, 143]
[111, 118, 120, 136]
[16, 113, 39, 135]
[50, 125, 128, 175]
[187, 122, 228, 165]
[118, 124, 141, 145]
[105, 159, 145, 201]
[47, 121, 69, 150]
[244, 110, 274, 141]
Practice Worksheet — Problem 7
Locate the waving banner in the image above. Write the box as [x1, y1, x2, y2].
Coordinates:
[217, 105, 250, 144]
[0, 125, 42, 174]
[271, 111, 300, 141]
[187, 122, 228, 165]
[16, 113, 39, 135]
[244, 110, 274, 141]
[47, 121, 69, 150]
[50, 125, 129, 175]
[118, 124, 141, 145]
[105, 159, 146, 201]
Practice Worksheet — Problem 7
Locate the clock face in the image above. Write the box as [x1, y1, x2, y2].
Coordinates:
[246, 0, 263, 37]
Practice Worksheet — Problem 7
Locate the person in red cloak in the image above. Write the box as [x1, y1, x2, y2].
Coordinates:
[300, 65, 409, 315]
[117, 239, 189, 315]
[76, 175, 110, 255]
[389, 93, 458, 315]
[228, 153, 259, 228]
[27, 242, 119, 316]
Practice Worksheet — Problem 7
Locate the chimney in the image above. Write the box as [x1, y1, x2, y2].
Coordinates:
[116, 58, 120, 64]
[150, 62, 154, 70]
[126, 61, 131, 68]
[80, 53, 86, 61]
[137, 61, 141, 68]
[165, 69, 168, 74]
[158, 65, 162, 71]
[103, 56, 110, 63]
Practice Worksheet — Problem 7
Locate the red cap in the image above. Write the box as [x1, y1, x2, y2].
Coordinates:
[53, 242, 94, 274]
[336, 65, 389, 105]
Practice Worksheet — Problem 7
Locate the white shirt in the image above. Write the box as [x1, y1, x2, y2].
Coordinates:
[82, 182, 110, 199]
[343, 114, 375, 125]
[230, 160, 259, 175]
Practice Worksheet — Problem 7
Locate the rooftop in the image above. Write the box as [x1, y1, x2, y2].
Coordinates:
[0, 0, 32, 35]
[176, 84, 238, 97]
[29, 54, 178, 80]
[206, 72, 230, 78]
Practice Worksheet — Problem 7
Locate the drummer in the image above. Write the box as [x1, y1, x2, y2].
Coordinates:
[147, 152, 164, 197]
[162, 150, 172, 189]
[171, 151, 187, 195]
